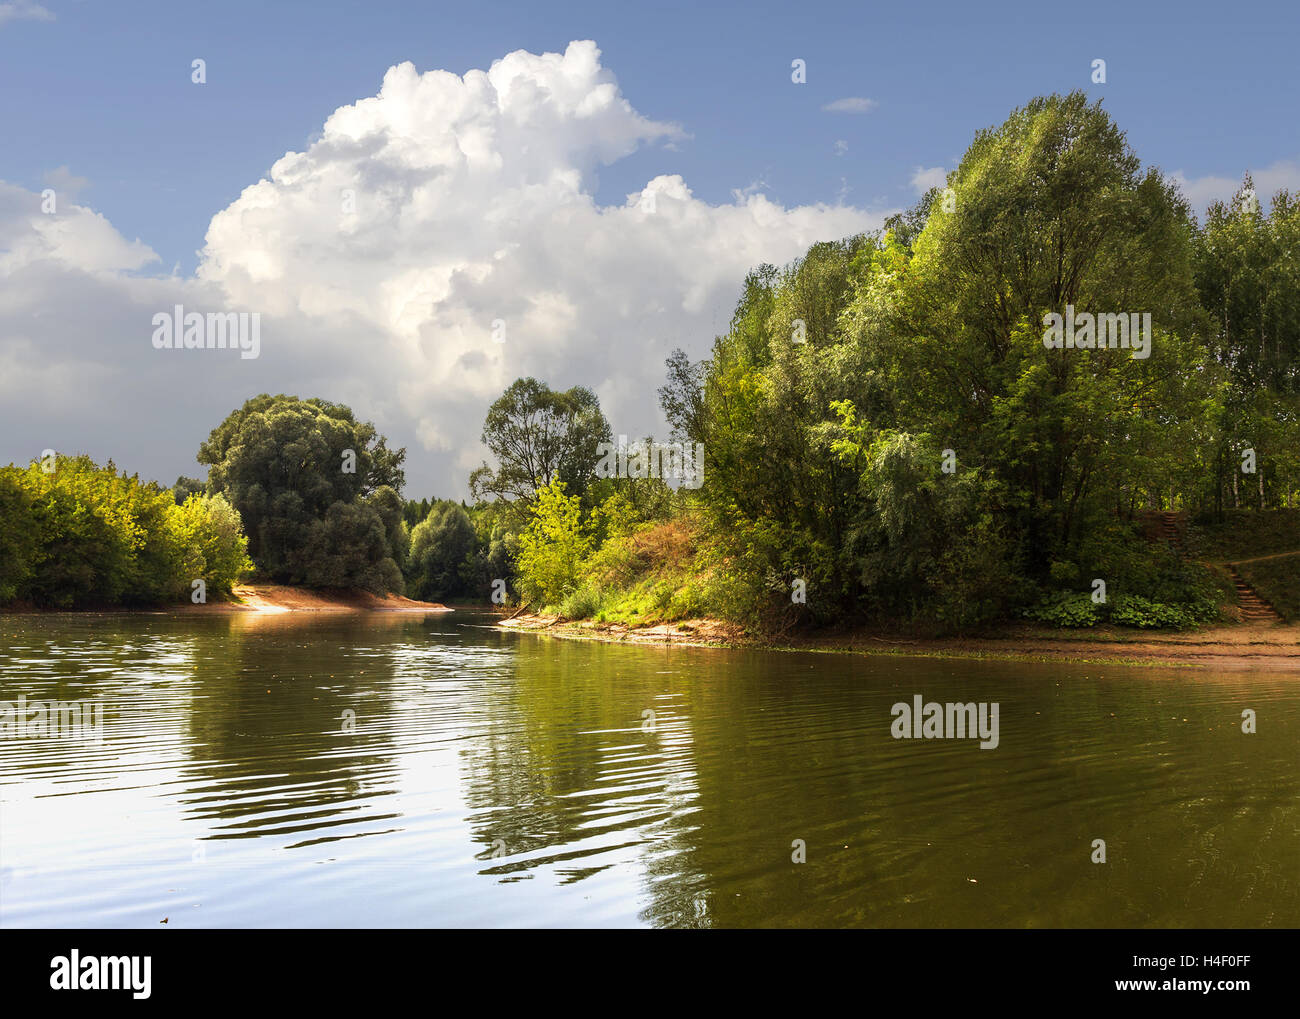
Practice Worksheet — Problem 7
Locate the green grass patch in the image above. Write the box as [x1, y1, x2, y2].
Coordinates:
[1189, 509, 1300, 560]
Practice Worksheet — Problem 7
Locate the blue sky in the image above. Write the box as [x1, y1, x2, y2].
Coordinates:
[1, 0, 1297, 496]
[5, 0, 1296, 274]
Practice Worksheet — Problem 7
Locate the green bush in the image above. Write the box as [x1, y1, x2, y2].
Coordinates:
[559, 584, 604, 619]
[1108, 594, 1210, 629]
[168, 494, 254, 596]
[1022, 592, 1102, 627]
[1024, 589, 1218, 629]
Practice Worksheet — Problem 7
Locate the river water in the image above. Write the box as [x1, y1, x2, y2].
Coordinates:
[1, 611, 1295, 927]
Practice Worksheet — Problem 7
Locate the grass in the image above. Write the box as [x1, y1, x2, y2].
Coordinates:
[574, 517, 733, 626]
[1189, 509, 1300, 560]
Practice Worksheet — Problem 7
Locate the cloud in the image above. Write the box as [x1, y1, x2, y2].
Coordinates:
[41, 166, 89, 202]
[909, 166, 948, 193]
[2, 41, 885, 497]
[0, 1, 53, 26]
[0, 182, 156, 274]
[1171, 159, 1300, 214]
[822, 97, 878, 114]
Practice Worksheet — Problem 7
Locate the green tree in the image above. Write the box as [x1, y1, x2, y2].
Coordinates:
[843, 91, 1216, 564]
[12, 456, 187, 607]
[298, 501, 403, 594]
[168, 493, 254, 595]
[469, 378, 613, 504]
[172, 475, 205, 505]
[1193, 180, 1300, 513]
[406, 503, 477, 601]
[197, 394, 407, 589]
[514, 479, 593, 608]
[0, 469, 36, 602]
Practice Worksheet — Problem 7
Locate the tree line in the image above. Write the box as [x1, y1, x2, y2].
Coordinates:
[489, 92, 1300, 632]
[6, 93, 1294, 631]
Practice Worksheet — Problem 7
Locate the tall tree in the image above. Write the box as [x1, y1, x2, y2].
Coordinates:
[198, 394, 406, 589]
[469, 379, 612, 503]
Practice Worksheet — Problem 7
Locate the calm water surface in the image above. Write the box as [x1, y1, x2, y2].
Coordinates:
[1, 611, 1296, 928]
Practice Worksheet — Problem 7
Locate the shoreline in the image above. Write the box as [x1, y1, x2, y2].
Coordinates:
[497, 614, 1300, 671]
[2, 584, 453, 616]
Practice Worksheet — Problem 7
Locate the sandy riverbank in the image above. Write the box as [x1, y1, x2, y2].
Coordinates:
[195, 584, 451, 614]
[3, 584, 452, 615]
[497, 614, 1300, 670]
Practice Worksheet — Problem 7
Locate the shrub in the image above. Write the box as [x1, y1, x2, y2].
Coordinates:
[1022, 592, 1102, 627]
[514, 479, 593, 608]
[559, 584, 604, 619]
[168, 494, 254, 596]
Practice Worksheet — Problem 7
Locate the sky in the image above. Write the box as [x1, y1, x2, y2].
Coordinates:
[2, 0, 1297, 498]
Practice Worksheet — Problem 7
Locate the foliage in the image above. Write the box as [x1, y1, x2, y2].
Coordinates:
[1021, 592, 1103, 628]
[513, 479, 594, 609]
[0, 469, 36, 602]
[467, 94, 1300, 635]
[297, 501, 403, 595]
[197, 394, 406, 591]
[469, 378, 612, 504]
[407, 503, 476, 601]
[2, 456, 218, 607]
[168, 493, 254, 595]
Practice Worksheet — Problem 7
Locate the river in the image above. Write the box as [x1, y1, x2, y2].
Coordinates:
[1, 611, 1295, 927]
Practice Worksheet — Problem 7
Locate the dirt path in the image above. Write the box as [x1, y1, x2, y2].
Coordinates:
[1225, 549, 1300, 566]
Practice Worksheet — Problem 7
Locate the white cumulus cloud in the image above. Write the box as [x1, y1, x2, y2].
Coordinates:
[1171, 158, 1300, 215]
[2, 41, 886, 497]
[909, 166, 948, 193]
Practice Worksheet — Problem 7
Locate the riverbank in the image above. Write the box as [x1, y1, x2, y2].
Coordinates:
[497, 614, 1300, 670]
[2, 584, 452, 615]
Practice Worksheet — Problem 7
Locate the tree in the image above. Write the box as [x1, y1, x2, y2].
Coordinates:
[1193, 180, 1300, 513]
[469, 378, 612, 504]
[659, 349, 708, 445]
[10, 456, 188, 607]
[172, 476, 205, 505]
[366, 486, 409, 570]
[197, 394, 407, 589]
[298, 502, 403, 595]
[406, 503, 476, 601]
[513, 479, 593, 608]
[842, 91, 1216, 561]
[0, 469, 35, 602]
[168, 493, 254, 595]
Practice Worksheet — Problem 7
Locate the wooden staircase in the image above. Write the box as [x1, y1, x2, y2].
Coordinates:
[1158, 510, 1281, 625]
[1228, 565, 1283, 625]
[1157, 511, 1186, 554]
